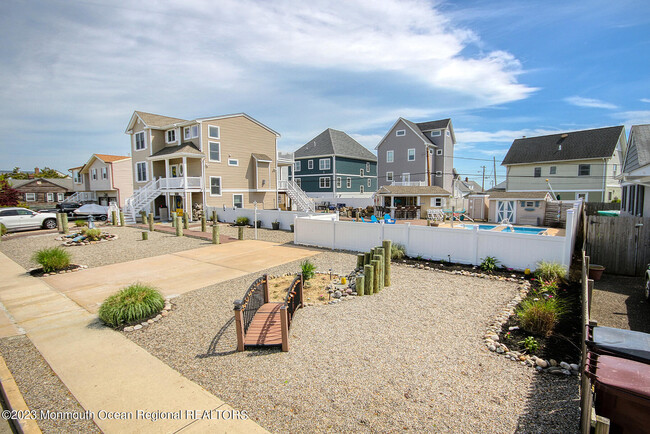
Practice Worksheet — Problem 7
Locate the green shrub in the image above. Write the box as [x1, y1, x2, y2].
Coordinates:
[32, 247, 71, 273]
[535, 261, 567, 282]
[98, 283, 165, 328]
[300, 259, 316, 281]
[517, 298, 566, 337]
[84, 228, 102, 241]
[75, 219, 86, 227]
[480, 256, 500, 273]
[0, 223, 6, 236]
[538, 279, 559, 296]
[235, 217, 249, 226]
[391, 243, 406, 260]
[520, 336, 539, 353]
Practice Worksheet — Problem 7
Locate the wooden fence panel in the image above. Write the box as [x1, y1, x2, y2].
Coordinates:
[586, 216, 650, 276]
[585, 202, 621, 216]
[544, 201, 576, 228]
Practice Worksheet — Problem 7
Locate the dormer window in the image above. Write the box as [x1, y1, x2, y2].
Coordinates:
[166, 129, 176, 143]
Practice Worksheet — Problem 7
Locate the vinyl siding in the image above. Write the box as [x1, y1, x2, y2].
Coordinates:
[111, 159, 134, 207]
[377, 119, 428, 186]
[294, 156, 332, 176]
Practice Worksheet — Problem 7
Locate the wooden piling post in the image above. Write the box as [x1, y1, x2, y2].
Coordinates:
[263, 274, 270, 303]
[364, 252, 371, 265]
[201, 216, 206, 232]
[376, 249, 385, 291]
[234, 302, 245, 352]
[183, 213, 189, 230]
[56, 213, 62, 233]
[140, 210, 146, 224]
[238, 226, 244, 240]
[148, 213, 154, 231]
[171, 212, 177, 227]
[176, 216, 183, 236]
[280, 306, 290, 352]
[212, 210, 217, 223]
[356, 253, 365, 269]
[356, 275, 365, 296]
[119, 211, 125, 227]
[212, 223, 220, 244]
[112, 211, 118, 226]
[142, 231, 148, 240]
[364, 264, 374, 295]
[382, 240, 392, 287]
[61, 213, 69, 234]
[371, 259, 380, 293]
[299, 274, 304, 308]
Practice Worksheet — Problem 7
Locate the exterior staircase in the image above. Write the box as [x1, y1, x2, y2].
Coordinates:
[123, 178, 162, 224]
[62, 191, 97, 203]
[285, 180, 315, 213]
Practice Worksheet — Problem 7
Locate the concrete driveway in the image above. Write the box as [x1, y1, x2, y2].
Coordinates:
[44, 240, 319, 313]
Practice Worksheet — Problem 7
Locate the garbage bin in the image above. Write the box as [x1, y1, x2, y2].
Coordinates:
[587, 325, 650, 364]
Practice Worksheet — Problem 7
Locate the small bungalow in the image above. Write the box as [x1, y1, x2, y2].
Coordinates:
[486, 191, 552, 226]
[376, 185, 450, 219]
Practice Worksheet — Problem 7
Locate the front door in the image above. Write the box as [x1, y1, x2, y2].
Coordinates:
[496, 200, 515, 223]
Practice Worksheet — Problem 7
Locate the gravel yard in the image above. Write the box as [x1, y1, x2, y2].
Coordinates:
[188, 222, 295, 244]
[0, 225, 207, 270]
[127, 251, 579, 433]
[0, 336, 101, 434]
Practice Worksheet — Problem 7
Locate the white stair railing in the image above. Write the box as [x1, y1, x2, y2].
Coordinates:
[285, 180, 314, 213]
[124, 178, 162, 223]
[62, 191, 97, 203]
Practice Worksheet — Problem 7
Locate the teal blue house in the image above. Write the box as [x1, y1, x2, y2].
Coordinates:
[294, 129, 377, 204]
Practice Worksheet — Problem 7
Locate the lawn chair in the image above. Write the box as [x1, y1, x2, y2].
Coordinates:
[360, 216, 368, 223]
[370, 215, 380, 223]
[383, 214, 396, 224]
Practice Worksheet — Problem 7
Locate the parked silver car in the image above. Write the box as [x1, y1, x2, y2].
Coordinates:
[0, 207, 58, 232]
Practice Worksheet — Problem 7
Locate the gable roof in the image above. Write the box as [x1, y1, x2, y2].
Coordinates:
[375, 117, 455, 149]
[295, 128, 377, 161]
[502, 125, 625, 166]
[149, 143, 203, 158]
[95, 154, 130, 163]
[416, 118, 451, 131]
[197, 113, 280, 137]
[456, 179, 483, 193]
[623, 124, 650, 173]
[377, 185, 450, 196]
[10, 178, 73, 190]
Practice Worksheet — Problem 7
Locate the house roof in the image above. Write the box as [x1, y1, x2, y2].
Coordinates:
[10, 178, 73, 190]
[456, 179, 483, 193]
[252, 153, 272, 162]
[623, 124, 650, 173]
[135, 111, 187, 128]
[95, 154, 130, 163]
[377, 185, 450, 196]
[487, 191, 551, 200]
[486, 180, 507, 192]
[376, 117, 456, 149]
[150, 143, 203, 158]
[294, 128, 377, 161]
[416, 118, 451, 131]
[502, 125, 625, 165]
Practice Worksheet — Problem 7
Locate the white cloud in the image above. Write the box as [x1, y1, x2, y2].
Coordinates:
[641, 98, 650, 103]
[612, 110, 650, 127]
[455, 128, 561, 144]
[564, 96, 618, 110]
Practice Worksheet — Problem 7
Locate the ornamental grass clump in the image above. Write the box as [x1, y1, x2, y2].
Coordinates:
[84, 228, 102, 241]
[517, 298, 567, 337]
[98, 283, 165, 328]
[391, 243, 406, 260]
[0, 223, 6, 237]
[534, 261, 567, 282]
[74, 219, 86, 227]
[300, 259, 316, 281]
[235, 216, 249, 226]
[32, 247, 71, 273]
[480, 256, 500, 273]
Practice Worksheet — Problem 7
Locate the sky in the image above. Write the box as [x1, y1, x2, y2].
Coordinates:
[1, 0, 649, 187]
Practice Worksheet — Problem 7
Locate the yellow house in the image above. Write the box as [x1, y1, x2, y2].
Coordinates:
[502, 126, 626, 202]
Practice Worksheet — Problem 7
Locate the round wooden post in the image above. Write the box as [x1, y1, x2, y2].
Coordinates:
[364, 264, 374, 295]
[142, 231, 148, 240]
[364, 252, 371, 265]
[148, 213, 154, 231]
[171, 212, 177, 227]
[238, 226, 244, 240]
[233, 301, 245, 352]
[212, 223, 220, 244]
[212, 210, 217, 223]
[280, 306, 290, 352]
[356, 275, 365, 296]
[371, 259, 380, 293]
[119, 211, 125, 227]
[56, 213, 62, 233]
[61, 213, 69, 234]
[183, 213, 189, 230]
[176, 216, 183, 236]
[112, 211, 118, 226]
[201, 216, 206, 232]
[375, 249, 385, 292]
[382, 240, 392, 287]
[140, 210, 146, 224]
[356, 253, 365, 269]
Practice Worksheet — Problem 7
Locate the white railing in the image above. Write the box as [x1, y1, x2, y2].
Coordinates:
[63, 191, 97, 203]
[278, 180, 288, 191]
[159, 177, 203, 190]
[277, 152, 294, 164]
[390, 181, 426, 187]
[285, 180, 315, 212]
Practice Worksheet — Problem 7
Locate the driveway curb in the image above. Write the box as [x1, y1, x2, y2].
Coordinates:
[0, 354, 42, 433]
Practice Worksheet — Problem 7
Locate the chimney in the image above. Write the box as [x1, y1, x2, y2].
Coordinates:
[465, 177, 468, 182]
[34, 167, 40, 175]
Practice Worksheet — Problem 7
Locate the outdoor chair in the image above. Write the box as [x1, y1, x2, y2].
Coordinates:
[383, 214, 396, 224]
[370, 215, 380, 223]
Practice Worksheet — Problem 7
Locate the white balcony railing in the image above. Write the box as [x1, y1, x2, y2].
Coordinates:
[278, 179, 288, 191]
[158, 177, 203, 190]
[390, 181, 426, 187]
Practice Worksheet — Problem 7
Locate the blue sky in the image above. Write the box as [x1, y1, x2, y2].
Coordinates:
[1, 0, 649, 187]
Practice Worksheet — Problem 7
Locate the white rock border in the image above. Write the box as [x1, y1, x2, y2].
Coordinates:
[123, 296, 174, 333]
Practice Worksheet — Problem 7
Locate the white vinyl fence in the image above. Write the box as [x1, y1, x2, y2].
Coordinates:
[294, 206, 580, 271]
[208, 207, 336, 231]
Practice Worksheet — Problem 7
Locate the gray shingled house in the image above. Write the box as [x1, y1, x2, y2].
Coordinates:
[620, 124, 650, 216]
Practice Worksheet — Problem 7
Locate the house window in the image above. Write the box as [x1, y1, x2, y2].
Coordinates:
[402, 173, 410, 182]
[386, 150, 394, 163]
[58, 193, 64, 201]
[534, 167, 541, 177]
[360, 169, 364, 177]
[578, 164, 590, 176]
[526, 201, 534, 207]
[336, 177, 341, 188]
[435, 171, 442, 177]
[346, 177, 351, 188]
[228, 158, 238, 166]
[319, 159, 330, 170]
[613, 164, 618, 175]
[46, 193, 54, 202]
[386, 171, 393, 182]
[209, 142, 220, 162]
[367, 178, 371, 187]
[446, 131, 450, 137]
[184, 125, 199, 140]
[577, 192, 588, 201]
[233, 194, 243, 208]
[295, 161, 301, 172]
[436, 149, 443, 156]
[360, 185, 364, 193]
[431, 131, 441, 137]
[308, 160, 314, 170]
[136, 162, 147, 182]
[408, 149, 415, 161]
[209, 176, 222, 196]
[319, 177, 330, 188]
[550, 166, 556, 175]
[396, 129, 405, 137]
[608, 191, 612, 201]
[135, 132, 145, 150]
[366, 162, 370, 173]
[430, 197, 442, 207]
[25, 193, 36, 202]
[73, 171, 82, 183]
[166, 129, 176, 143]
[101, 167, 108, 179]
[92, 168, 97, 180]
[295, 178, 301, 188]
[208, 126, 220, 139]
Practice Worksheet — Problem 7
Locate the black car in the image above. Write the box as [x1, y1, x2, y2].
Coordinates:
[56, 202, 81, 217]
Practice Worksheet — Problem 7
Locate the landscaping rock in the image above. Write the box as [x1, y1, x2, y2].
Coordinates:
[535, 359, 548, 368]
[124, 326, 134, 332]
[570, 363, 579, 371]
[560, 361, 571, 370]
[549, 359, 558, 367]
[133, 324, 142, 330]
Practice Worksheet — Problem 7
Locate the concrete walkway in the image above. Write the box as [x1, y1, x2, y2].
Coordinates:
[0, 240, 319, 433]
[45, 240, 319, 313]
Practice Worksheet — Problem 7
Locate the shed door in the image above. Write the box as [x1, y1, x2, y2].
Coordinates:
[496, 200, 515, 223]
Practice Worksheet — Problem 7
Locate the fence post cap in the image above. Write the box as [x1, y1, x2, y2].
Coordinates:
[233, 299, 243, 309]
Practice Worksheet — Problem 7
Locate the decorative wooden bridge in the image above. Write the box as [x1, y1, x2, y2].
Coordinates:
[233, 274, 303, 352]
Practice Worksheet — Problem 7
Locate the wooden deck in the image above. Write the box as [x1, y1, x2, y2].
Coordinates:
[243, 302, 284, 346]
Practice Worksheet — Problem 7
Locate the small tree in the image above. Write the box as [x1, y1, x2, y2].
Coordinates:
[0, 178, 20, 206]
[36, 167, 66, 178]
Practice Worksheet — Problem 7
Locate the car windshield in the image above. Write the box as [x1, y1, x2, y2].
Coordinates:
[16, 209, 34, 215]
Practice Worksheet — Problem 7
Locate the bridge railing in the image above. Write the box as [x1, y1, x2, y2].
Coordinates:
[233, 275, 268, 351]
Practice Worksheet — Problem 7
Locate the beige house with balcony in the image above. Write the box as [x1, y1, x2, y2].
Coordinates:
[68, 154, 133, 207]
[123, 111, 301, 222]
[502, 126, 626, 203]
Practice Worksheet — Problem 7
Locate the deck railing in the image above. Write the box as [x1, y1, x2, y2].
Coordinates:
[283, 274, 303, 330]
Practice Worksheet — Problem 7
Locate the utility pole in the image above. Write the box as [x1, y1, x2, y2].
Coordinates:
[480, 166, 486, 191]
[493, 157, 497, 187]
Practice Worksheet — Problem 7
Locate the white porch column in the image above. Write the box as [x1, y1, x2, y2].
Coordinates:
[182, 157, 188, 187]
[165, 159, 170, 179]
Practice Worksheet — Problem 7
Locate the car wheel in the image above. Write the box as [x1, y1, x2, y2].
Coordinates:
[645, 274, 650, 301]
[43, 219, 57, 229]
[98, 215, 108, 221]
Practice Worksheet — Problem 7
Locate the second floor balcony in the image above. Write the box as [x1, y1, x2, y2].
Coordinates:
[390, 181, 427, 187]
[157, 176, 203, 191]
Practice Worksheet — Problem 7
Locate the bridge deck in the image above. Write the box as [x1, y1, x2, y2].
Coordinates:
[244, 302, 284, 346]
